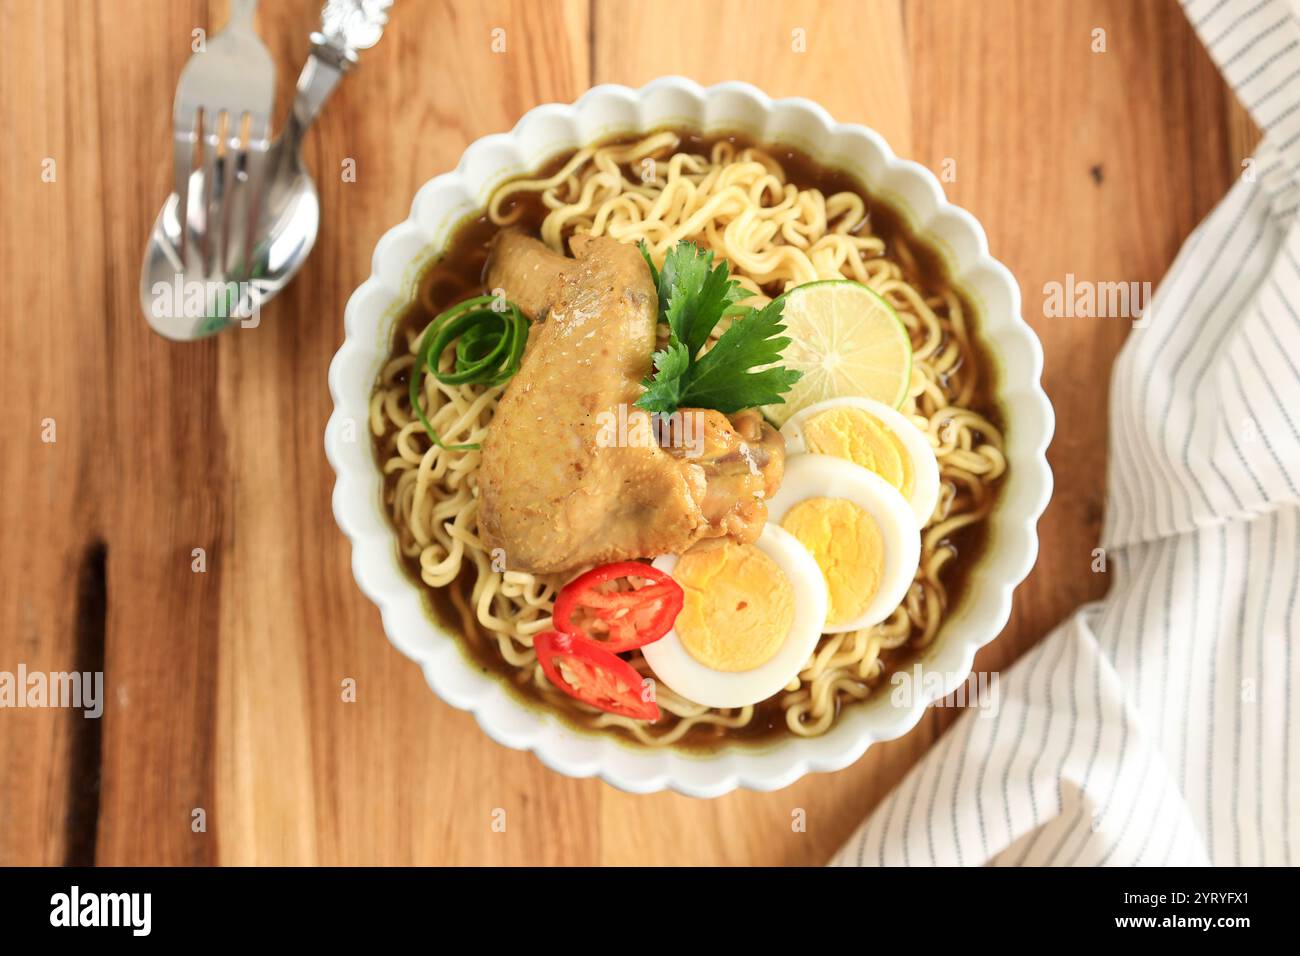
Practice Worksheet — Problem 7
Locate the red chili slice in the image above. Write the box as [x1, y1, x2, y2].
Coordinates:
[552, 561, 684, 653]
[534, 631, 660, 721]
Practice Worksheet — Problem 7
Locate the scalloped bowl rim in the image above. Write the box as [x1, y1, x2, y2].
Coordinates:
[325, 76, 1055, 798]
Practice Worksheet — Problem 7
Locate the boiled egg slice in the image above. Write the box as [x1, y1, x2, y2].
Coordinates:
[780, 396, 940, 526]
[644, 524, 828, 709]
[766, 453, 920, 633]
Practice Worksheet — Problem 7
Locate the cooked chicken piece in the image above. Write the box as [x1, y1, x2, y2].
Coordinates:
[479, 234, 701, 573]
[478, 233, 785, 575]
[663, 408, 784, 544]
[483, 232, 569, 321]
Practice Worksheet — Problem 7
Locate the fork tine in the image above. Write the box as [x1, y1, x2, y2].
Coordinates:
[235, 112, 272, 282]
[195, 112, 215, 278]
[220, 119, 243, 282]
[200, 110, 233, 279]
[171, 107, 198, 257]
[179, 175, 206, 281]
[224, 132, 253, 285]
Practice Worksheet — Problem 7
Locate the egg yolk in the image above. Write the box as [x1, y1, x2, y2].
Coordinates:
[781, 497, 883, 628]
[671, 542, 795, 672]
[802, 407, 914, 501]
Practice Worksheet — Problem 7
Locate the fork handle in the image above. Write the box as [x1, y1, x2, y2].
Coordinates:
[228, 0, 259, 26]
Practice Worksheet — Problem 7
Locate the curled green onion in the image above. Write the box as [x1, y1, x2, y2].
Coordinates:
[409, 294, 528, 450]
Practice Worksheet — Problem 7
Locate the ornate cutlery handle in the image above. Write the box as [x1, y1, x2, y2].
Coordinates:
[290, 0, 392, 139]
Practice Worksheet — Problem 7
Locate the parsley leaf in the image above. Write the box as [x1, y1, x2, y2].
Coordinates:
[637, 337, 691, 415]
[634, 240, 801, 416]
[641, 241, 749, 353]
[638, 241, 660, 292]
[676, 298, 803, 413]
[665, 244, 748, 356]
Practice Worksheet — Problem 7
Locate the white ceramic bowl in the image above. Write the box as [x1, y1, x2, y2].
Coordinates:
[326, 77, 1054, 797]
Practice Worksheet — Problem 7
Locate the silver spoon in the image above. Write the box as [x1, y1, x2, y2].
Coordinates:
[141, 0, 391, 340]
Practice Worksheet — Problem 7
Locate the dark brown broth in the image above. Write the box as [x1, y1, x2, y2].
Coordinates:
[374, 130, 1004, 750]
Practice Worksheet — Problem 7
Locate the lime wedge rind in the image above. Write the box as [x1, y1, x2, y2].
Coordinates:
[762, 280, 912, 427]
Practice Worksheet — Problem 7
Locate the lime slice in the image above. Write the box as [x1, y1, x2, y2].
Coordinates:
[762, 280, 912, 427]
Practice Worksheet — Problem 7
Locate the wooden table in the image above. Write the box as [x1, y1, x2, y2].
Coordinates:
[0, 0, 1256, 865]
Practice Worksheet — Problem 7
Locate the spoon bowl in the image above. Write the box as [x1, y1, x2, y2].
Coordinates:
[140, 135, 321, 339]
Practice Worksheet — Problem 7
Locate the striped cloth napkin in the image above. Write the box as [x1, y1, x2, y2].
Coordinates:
[832, 0, 1300, 867]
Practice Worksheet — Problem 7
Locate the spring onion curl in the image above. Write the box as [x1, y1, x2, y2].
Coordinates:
[409, 294, 527, 450]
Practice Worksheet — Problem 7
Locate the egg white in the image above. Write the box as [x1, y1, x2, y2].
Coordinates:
[645, 524, 829, 709]
[765, 453, 921, 633]
[780, 396, 941, 527]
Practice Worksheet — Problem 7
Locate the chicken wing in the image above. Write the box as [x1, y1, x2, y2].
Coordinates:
[477, 233, 784, 575]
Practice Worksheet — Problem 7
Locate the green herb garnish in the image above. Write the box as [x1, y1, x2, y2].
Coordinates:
[409, 294, 527, 450]
[636, 241, 802, 416]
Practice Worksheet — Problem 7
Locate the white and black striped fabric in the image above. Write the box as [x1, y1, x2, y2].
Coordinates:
[832, 0, 1300, 867]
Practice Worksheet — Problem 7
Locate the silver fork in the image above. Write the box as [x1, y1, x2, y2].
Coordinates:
[171, 0, 275, 278]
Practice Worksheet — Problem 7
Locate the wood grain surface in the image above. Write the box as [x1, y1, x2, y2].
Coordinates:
[0, 0, 1257, 866]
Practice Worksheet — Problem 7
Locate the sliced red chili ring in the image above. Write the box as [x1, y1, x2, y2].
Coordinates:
[552, 560, 684, 653]
[534, 630, 660, 721]
[578, 581, 677, 610]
